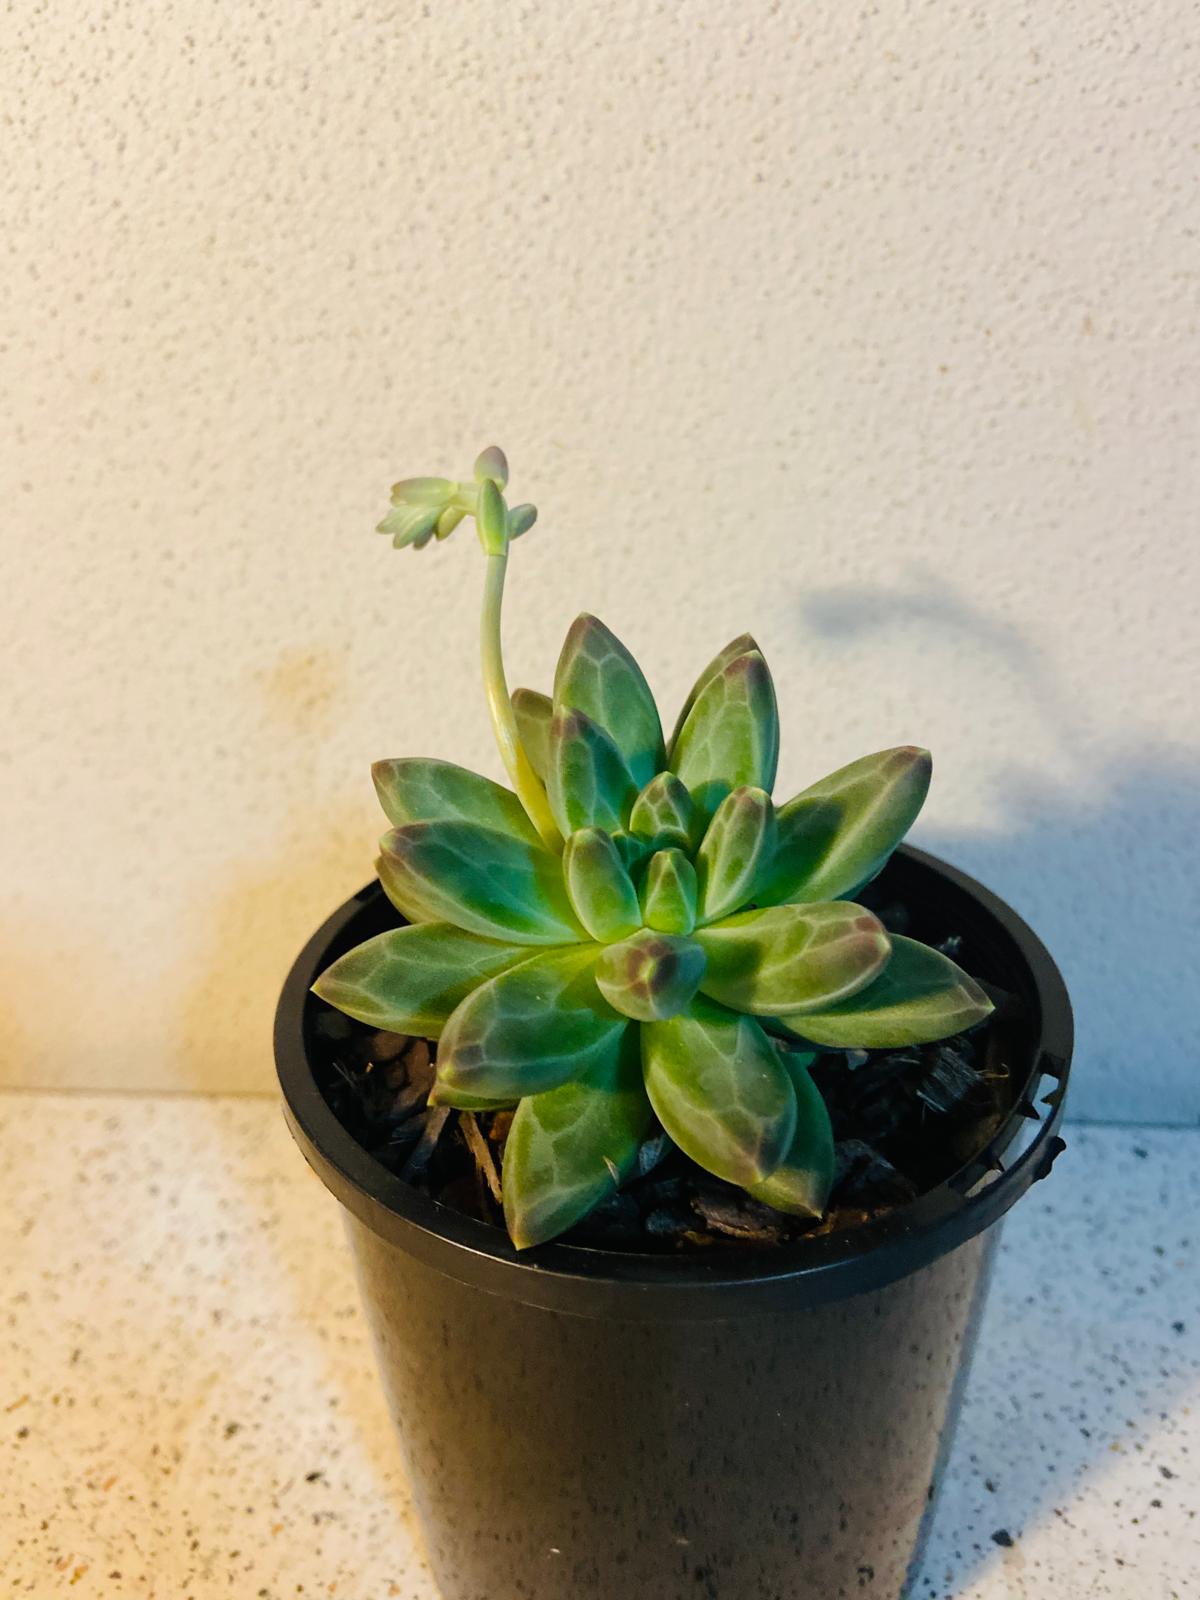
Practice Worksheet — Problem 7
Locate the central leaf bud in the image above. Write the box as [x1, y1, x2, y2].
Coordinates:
[595, 929, 707, 1022]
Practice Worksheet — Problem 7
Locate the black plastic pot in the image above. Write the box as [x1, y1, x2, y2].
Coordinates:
[275, 845, 1072, 1600]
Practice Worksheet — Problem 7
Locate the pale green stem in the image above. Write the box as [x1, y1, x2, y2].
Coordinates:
[481, 551, 562, 850]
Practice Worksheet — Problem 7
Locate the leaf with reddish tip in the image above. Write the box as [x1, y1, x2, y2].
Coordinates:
[642, 997, 796, 1187]
[513, 688, 553, 780]
[668, 633, 759, 751]
[473, 445, 509, 487]
[669, 651, 779, 824]
[628, 771, 701, 852]
[372, 757, 542, 847]
[695, 901, 891, 1016]
[562, 828, 642, 943]
[378, 821, 585, 944]
[554, 614, 664, 789]
[501, 1034, 652, 1250]
[546, 706, 638, 836]
[758, 747, 933, 906]
[695, 786, 777, 923]
[435, 948, 627, 1102]
[747, 1052, 834, 1218]
[595, 930, 707, 1021]
[792, 935, 994, 1048]
[312, 923, 527, 1038]
[640, 848, 698, 935]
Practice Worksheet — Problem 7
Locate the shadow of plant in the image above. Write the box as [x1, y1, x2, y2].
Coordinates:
[798, 574, 1199, 1593]
[798, 569, 1199, 1127]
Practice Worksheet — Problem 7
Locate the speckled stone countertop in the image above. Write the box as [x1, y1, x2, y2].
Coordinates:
[1, 1095, 1195, 1598]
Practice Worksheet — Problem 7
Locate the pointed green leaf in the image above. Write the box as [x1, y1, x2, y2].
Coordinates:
[376, 849, 438, 922]
[695, 785, 777, 923]
[554, 614, 665, 789]
[435, 948, 627, 1101]
[312, 923, 527, 1038]
[642, 998, 796, 1186]
[595, 930, 707, 1022]
[758, 747, 933, 906]
[695, 902, 890, 1016]
[793, 935, 994, 1048]
[668, 633, 759, 751]
[546, 707, 638, 836]
[628, 771, 701, 852]
[562, 828, 642, 942]
[513, 688, 553, 780]
[379, 821, 585, 944]
[747, 1052, 834, 1218]
[669, 650, 779, 823]
[372, 757, 542, 847]
[501, 1034, 652, 1249]
[640, 848, 698, 935]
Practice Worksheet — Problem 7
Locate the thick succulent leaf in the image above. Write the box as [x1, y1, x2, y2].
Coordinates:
[546, 706, 638, 836]
[372, 757, 541, 847]
[513, 688, 553, 780]
[312, 923, 527, 1039]
[758, 747, 933, 906]
[595, 930, 707, 1022]
[793, 935, 994, 1048]
[695, 786, 777, 923]
[642, 998, 797, 1186]
[562, 828, 642, 942]
[628, 771, 701, 852]
[554, 614, 665, 788]
[747, 1052, 835, 1218]
[668, 632, 759, 751]
[379, 821, 584, 944]
[435, 947, 627, 1102]
[376, 849, 438, 922]
[695, 902, 890, 1016]
[669, 650, 779, 823]
[640, 847, 698, 935]
[501, 1033, 652, 1249]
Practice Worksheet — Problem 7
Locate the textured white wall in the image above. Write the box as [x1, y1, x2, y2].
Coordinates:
[3, 3, 1197, 1118]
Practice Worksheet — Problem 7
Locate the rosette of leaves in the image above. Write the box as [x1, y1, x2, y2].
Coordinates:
[314, 449, 994, 1249]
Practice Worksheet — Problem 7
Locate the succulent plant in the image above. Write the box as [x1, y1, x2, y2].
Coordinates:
[314, 448, 994, 1248]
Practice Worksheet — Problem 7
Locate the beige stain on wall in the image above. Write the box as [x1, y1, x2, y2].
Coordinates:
[257, 647, 348, 739]
[176, 652, 368, 1094]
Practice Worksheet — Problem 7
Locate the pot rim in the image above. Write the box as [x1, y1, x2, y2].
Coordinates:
[275, 845, 1072, 1320]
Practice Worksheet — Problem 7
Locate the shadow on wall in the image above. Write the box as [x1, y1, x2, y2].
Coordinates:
[797, 572, 1199, 1128]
